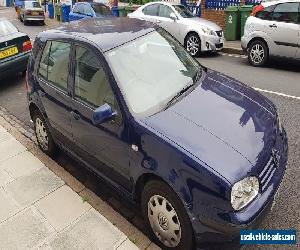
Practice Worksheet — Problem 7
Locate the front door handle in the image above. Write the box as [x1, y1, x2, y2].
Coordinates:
[71, 111, 81, 120]
[269, 24, 277, 28]
[156, 20, 161, 24]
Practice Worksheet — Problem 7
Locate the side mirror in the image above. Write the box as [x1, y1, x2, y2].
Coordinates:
[92, 103, 117, 125]
[170, 12, 177, 21]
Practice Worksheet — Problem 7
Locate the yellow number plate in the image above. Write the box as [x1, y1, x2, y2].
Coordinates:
[32, 12, 39, 16]
[0, 47, 18, 60]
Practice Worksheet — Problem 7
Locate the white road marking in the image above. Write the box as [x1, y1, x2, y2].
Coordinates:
[254, 87, 300, 101]
[220, 52, 247, 59]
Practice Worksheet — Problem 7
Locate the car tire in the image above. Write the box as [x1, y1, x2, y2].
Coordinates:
[248, 40, 268, 67]
[141, 180, 194, 250]
[185, 33, 201, 57]
[40, 20, 45, 26]
[32, 110, 57, 157]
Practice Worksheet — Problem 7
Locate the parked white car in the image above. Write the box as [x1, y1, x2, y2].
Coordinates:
[242, 0, 300, 66]
[128, 2, 224, 56]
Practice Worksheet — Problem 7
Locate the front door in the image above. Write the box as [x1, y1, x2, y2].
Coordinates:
[267, 2, 300, 58]
[70, 44, 132, 191]
[37, 40, 73, 143]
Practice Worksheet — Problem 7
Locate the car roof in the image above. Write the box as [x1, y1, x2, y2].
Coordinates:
[38, 17, 157, 52]
[262, 0, 300, 7]
[142, 1, 182, 6]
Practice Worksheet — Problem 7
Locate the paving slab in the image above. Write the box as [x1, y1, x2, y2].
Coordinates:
[117, 238, 140, 250]
[35, 185, 91, 232]
[0, 150, 44, 179]
[42, 209, 130, 250]
[5, 167, 64, 207]
[0, 187, 20, 223]
[0, 207, 55, 249]
[0, 168, 13, 187]
[0, 129, 13, 143]
[0, 138, 26, 163]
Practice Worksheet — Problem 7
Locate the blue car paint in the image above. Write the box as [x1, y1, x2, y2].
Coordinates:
[69, 2, 113, 22]
[27, 18, 288, 245]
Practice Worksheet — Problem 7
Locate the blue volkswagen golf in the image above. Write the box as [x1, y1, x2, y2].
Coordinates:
[26, 18, 288, 249]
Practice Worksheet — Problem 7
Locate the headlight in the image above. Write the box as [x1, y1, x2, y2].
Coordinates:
[201, 27, 215, 36]
[231, 176, 259, 211]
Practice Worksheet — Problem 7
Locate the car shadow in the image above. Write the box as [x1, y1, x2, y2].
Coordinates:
[266, 58, 300, 73]
[54, 150, 243, 250]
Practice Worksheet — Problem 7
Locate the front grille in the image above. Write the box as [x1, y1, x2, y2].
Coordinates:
[259, 155, 277, 191]
[216, 43, 223, 49]
[216, 30, 223, 37]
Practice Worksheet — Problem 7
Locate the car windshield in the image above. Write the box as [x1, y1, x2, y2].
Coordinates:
[106, 29, 202, 117]
[25, 1, 41, 8]
[0, 20, 18, 37]
[92, 4, 111, 15]
[173, 5, 195, 18]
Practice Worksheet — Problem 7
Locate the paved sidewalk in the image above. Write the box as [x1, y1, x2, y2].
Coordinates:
[0, 125, 139, 250]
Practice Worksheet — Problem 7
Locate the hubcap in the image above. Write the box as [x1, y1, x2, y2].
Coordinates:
[148, 195, 181, 248]
[250, 44, 265, 64]
[35, 117, 49, 151]
[186, 35, 199, 56]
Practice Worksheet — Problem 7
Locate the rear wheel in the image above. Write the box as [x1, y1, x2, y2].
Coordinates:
[185, 33, 201, 57]
[248, 40, 268, 66]
[33, 111, 57, 156]
[141, 180, 194, 250]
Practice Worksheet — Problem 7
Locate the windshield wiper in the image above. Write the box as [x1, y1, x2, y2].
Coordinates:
[165, 82, 195, 110]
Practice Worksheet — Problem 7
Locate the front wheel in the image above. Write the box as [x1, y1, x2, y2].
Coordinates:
[141, 180, 194, 250]
[248, 40, 268, 66]
[185, 33, 201, 57]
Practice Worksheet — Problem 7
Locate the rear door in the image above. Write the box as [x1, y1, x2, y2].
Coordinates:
[156, 4, 180, 40]
[36, 40, 73, 144]
[267, 2, 300, 58]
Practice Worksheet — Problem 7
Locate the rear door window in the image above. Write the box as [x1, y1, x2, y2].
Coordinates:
[38, 41, 71, 92]
[272, 2, 300, 23]
[158, 4, 174, 18]
[143, 4, 159, 16]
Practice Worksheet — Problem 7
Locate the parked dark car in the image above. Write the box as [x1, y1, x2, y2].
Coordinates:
[0, 18, 32, 78]
[69, 2, 113, 21]
[27, 18, 288, 249]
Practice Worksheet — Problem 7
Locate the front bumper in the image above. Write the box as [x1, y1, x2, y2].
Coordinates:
[201, 34, 224, 52]
[0, 52, 30, 78]
[192, 128, 288, 244]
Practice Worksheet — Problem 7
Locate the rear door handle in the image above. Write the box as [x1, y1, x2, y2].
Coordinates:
[269, 24, 277, 28]
[71, 110, 81, 120]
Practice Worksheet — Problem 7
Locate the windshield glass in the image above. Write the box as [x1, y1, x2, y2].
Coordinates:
[0, 20, 18, 37]
[92, 4, 111, 15]
[25, 1, 41, 8]
[174, 5, 195, 18]
[106, 29, 202, 117]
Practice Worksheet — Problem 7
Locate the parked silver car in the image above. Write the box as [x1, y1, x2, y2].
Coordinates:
[128, 2, 224, 56]
[242, 0, 300, 66]
[20, 1, 45, 25]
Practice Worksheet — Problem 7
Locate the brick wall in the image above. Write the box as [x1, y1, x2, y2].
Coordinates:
[200, 0, 246, 32]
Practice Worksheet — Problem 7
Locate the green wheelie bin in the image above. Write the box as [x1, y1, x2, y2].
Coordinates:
[225, 6, 240, 41]
[240, 5, 253, 37]
[118, 7, 127, 17]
